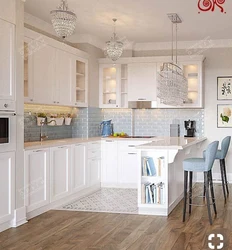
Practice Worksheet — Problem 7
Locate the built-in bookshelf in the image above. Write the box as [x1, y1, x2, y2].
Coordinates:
[138, 150, 168, 215]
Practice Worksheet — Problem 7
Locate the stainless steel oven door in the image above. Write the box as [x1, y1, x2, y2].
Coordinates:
[0, 112, 16, 153]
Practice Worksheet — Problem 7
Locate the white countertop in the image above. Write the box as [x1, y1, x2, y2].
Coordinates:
[24, 136, 206, 151]
[136, 137, 207, 150]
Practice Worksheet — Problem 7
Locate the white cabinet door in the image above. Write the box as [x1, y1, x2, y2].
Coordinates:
[72, 144, 87, 193]
[128, 63, 157, 101]
[101, 140, 118, 185]
[32, 43, 56, 104]
[55, 50, 75, 106]
[88, 158, 101, 186]
[25, 149, 50, 212]
[51, 146, 71, 202]
[0, 19, 15, 101]
[118, 150, 138, 187]
[0, 152, 15, 224]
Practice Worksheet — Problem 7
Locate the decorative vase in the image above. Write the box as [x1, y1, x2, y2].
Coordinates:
[65, 117, 72, 125]
[55, 117, 64, 126]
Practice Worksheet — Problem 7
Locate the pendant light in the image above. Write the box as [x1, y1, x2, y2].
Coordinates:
[157, 13, 188, 106]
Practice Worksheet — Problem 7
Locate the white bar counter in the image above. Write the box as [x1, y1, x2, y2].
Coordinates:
[136, 137, 207, 216]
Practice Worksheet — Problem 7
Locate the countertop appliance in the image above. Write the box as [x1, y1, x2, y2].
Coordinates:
[100, 119, 114, 137]
[184, 120, 196, 137]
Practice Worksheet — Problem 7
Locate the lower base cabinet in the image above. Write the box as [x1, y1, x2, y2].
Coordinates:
[0, 152, 15, 225]
[72, 144, 87, 192]
[88, 158, 101, 186]
[50, 146, 71, 202]
[25, 149, 50, 212]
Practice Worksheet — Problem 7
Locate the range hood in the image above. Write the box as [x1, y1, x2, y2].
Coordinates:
[128, 101, 158, 109]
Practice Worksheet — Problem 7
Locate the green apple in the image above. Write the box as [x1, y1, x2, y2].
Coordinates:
[120, 132, 125, 136]
[113, 133, 118, 137]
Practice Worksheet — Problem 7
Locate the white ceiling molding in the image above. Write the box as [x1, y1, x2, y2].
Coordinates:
[24, 12, 105, 49]
[134, 39, 232, 51]
[24, 13, 232, 52]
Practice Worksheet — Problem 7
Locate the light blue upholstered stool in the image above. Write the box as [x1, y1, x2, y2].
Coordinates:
[183, 141, 219, 225]
[204, 136, 231, 202]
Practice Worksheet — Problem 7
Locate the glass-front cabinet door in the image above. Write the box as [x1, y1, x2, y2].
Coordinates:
[24, 38, 34, 103]
[99, 64, 121, 108]
[181, 61, 203, 108]
[74, 57, 88, 107]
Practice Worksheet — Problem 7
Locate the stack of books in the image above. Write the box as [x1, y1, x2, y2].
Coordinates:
[141, 182, 165, 204]
[142, 157, 165, 176]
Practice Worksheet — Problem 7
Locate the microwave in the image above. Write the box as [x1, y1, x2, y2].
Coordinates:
[0, 112, 16, 153]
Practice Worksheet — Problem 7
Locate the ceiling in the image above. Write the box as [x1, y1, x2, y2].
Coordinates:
[25, 0, 232, 44]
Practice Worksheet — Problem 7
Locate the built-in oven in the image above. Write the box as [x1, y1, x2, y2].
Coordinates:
[0, 112, 16, 153]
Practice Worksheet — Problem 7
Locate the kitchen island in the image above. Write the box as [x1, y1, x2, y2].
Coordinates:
[136, 137, 207, 216]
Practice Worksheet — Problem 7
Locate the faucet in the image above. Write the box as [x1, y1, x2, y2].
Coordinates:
[40, 120, 57, 142]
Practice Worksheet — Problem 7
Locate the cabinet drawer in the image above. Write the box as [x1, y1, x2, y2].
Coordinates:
[118, 141, 148, 151]
[88, 141, 101, 151]
[0, 100, 15, 112]
[88, 149, 101, 159]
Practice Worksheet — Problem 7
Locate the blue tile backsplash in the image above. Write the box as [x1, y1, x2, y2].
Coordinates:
[24, 104, 204, 142]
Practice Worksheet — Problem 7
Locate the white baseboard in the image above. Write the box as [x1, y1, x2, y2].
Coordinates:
[101, 183, 137, 188]
[0, 221, 11, 233]
[196, 173, 232, 183]
[11, 206, 28, 228]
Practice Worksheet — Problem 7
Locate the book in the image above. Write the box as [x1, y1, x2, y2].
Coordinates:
[147, 157, 156, 176]
[142, 157, 148, 176]
[141, 184, 146, 204]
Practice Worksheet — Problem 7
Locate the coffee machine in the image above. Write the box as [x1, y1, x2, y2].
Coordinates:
[184, 120, 196, 137]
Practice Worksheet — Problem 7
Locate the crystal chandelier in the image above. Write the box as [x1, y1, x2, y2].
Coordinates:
[50, 0, 77, 40]
[157, 14, 188, 106]
[105, 19, 124, 61]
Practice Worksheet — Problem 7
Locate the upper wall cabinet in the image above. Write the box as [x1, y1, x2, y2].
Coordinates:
[99, 64, 128, 108]
[0, 0, 16, 24]
[128, 63, 157, 102]
[0, 19, 15, 102]
[99, 56, 204, 109]
[24, 29, 89, 107]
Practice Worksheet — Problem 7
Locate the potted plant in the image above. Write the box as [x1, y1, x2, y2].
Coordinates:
[36, 113, 46, 126]
[55, 114, 64, 126]
[64, 113, 72, 125]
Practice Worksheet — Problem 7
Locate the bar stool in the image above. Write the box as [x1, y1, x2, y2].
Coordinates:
[183, 141, 219, 225]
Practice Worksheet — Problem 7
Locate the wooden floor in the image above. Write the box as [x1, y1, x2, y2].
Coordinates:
[0, 184, 231, 250]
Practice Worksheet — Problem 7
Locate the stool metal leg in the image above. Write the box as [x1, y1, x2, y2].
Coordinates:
[183, 171, 188, 222]
[209, 170, 217, 215]
[220, 159, 227, 202]
[222, 159, 229, 196]
[189, 171, 193, 214]
[204, 172, 213, 225]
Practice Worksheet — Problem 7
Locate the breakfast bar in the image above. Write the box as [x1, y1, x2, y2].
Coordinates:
[136, 137, 207, 216]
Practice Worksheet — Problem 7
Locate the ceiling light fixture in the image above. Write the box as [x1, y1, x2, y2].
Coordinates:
[105, 18, 124, 61]
[157, 13, 188, 106]
[50, 0, 77, 40]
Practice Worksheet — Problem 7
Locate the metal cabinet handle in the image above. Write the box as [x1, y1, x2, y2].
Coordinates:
[128, 145, 135, 147]
[58, 146, 66, 149]
[33, 150, 44, 153]
[106, 140, 113, 142]
[138, 98, 146, 100]
[54, 101, 56, 103]
[30, 99, 33, 102]
[4, 103, 8, 108]
[128, 152, 137, 155]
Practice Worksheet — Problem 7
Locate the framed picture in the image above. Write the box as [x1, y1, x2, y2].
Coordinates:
[217, 76, 232, 100]
[217, 104, 232, 128]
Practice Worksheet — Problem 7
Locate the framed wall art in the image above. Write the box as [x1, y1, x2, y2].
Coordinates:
[217, 104, 232, 128]
[217, 76, 232, 100]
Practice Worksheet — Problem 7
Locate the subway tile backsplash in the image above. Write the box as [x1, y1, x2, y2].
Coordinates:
[24, 104, 204, 142]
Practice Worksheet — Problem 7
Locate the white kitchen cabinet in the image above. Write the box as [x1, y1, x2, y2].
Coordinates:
[32, 43, 56, 105]
[74, 57, 88, 107]
[0, 152, 15, 225]
[118, 150, 138, 187]
[128, 63, 157, 101]
[0, 19, 15, 102]
[55, 50, 75, 106]
[72, 143, 87, 192]
[99, 64, 128, 108]
[24, 149, 50, 212]
[101, 140, 118, 186]
[88, 141, 101, 187]
[50, 146, 71, 202]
